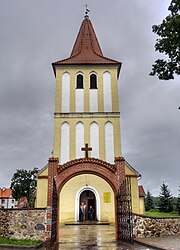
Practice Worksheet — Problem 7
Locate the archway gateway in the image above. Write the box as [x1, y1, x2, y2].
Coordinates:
[46, 156, 133, 243]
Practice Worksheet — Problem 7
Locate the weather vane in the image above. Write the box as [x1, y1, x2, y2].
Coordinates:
[84, 4, 90, 18]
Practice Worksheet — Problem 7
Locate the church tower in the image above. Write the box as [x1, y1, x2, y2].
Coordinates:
[52, 15, 122, 164]
[36, 13, 144, 223]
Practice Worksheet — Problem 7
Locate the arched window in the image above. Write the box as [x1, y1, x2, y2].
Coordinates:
[105, 122, 114, 163]
[76, 74, 84, 112]
[103, 72, 112, 112]
[60, 122, 70, 164]
[76, 74, 84, 89]
[90, 74, 97, 89]
[90, 122, 99, 158]
[76, 122, 84, 158]
[62, 72, 70, 112]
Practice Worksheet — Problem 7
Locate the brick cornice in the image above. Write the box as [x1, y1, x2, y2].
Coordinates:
[38, 176, 48, 179]
[48, 157, 59, 163]
[126, 174, 138, 177]
[58, 158, 116, 173]
[115, 156, 125, 161]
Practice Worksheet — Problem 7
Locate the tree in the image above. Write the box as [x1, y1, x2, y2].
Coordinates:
[150, 0, 180, 80]
[153, 196, 160, 208]
[158, 182, 173, 212]
[10, 167, 39, 208]
[145, 190, 154, 211]
[177, 186, 180, 215]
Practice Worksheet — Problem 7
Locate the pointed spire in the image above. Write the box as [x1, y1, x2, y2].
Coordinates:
[70, 18, 103, 58]
[52, 17, 121, 71]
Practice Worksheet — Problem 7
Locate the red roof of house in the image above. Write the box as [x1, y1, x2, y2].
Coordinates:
[138, 185, 146, 197]
[0, 188, 12, 198]
[52, 17, 121, 71]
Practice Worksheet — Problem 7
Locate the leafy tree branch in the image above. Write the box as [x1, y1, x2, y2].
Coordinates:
[150, 0, 180, 80]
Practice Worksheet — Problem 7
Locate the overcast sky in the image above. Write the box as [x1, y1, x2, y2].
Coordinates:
[0, 0, 179, 196]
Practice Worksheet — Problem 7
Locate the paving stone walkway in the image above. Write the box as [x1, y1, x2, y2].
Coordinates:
[136, 235, 180, 250]
[42, 224, 156, 250]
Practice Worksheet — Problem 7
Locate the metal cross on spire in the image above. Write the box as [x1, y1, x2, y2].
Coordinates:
[84, 4, 90, 18]
[81, 143, 92, 158]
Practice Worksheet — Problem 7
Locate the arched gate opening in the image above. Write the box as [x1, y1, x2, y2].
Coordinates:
[46, 157, 133, 244]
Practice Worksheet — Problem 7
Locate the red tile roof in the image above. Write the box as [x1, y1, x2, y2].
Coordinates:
[138, 185, 146, 197]
[52, 17, 121, 70]
[0, 188, 12, 198]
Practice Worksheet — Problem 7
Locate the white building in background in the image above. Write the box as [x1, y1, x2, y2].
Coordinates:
[0, 188, 18, 209]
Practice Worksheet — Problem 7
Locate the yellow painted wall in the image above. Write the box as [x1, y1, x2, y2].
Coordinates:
[53, 115, 121, 161]
[139, 197, 145, 214]
[36, 178, 48, 207]
[60, 174, 115, 223]
[54, 65, 120, 113]
[53, 65, 122, 162]
[125, 165, 137, 175]
[130, 177, 140, 213]
[36, 166, 48, 208]
[38, 167, 48, 176]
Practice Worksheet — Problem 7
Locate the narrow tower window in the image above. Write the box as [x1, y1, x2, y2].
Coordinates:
[103, 72, 112, 112]
[76, 74, 84, 89]
[105, 122, 114, 163]
[60, 122, 70, 164]
[76, 122, 84, 158]
[62, 72, 70, 112]
[90, 122, 99, 158]
[90, 74, 97, 89]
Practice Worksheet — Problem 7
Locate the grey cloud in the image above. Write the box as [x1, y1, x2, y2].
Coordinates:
[0, 0, 179, 196]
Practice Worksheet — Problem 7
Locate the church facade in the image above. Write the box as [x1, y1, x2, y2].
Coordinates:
[36, 14, 144, 224]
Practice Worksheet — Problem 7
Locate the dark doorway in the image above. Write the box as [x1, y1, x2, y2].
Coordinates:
[79, 190, 96, 221]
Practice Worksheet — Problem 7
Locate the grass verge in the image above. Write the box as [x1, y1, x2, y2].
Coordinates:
[144, 209, 180, 218]
[0, 236, 42, 246]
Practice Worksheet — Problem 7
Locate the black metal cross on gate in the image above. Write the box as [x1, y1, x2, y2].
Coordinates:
[81, 143, 92, 158]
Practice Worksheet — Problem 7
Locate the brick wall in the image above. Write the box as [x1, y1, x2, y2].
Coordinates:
[0, 208, 48, 241]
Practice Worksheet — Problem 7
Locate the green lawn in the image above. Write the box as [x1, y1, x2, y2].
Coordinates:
[0, 237, 42, 246]
[144, 210, 180, 218]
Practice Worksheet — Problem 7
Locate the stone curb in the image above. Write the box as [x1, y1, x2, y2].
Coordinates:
[134, 238, 174, 250]
[0, 242, 44, 249]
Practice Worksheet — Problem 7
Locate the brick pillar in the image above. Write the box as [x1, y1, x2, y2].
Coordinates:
[46, 157, 58, 242]
[114, 156, 126, 240]
[47, 157, 58, 206]
[115, 156, 126, 187]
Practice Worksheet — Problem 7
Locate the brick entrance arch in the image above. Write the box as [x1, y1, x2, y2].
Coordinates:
[46, 157, 126, 242]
